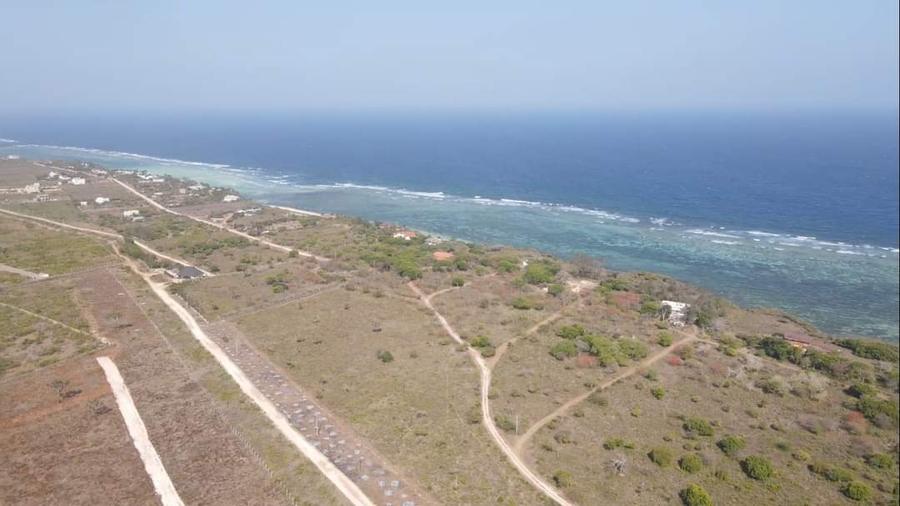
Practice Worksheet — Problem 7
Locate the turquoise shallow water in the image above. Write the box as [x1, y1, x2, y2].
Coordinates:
[2, 141, 897, 340]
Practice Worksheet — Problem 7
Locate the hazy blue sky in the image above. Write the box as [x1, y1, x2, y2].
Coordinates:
[2, 1, 898, 113]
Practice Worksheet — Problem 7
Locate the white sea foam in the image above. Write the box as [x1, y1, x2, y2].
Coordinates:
[0, 138, 17, 143]
[711, 240, 741, 245]
[11, 143, 231, 169]
[686, 229, 741, 239]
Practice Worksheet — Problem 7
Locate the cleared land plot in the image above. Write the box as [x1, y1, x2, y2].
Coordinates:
[75, 267, 288, 505]
[0, 279, 101, 377]
[528, 341, 899, 505]
[0, 354, 161, 505]
[236, 288, 547, 505]
[0, 159, 50, 186]
[0, 216, 113, 274]
[177, 262, 332, 321]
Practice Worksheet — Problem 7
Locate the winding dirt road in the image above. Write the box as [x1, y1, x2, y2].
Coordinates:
[408, 282, 574, 506]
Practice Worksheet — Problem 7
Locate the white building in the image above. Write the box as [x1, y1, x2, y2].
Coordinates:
[123, 209, 141, 218]
[70, 177, 86, 185]
[22, 183, 40, 194]
[222, 194, 240, 202]
[660, 300, 691, 326]
[95, 196, 110, 205]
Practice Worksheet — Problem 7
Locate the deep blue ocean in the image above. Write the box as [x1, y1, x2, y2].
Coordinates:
[1, 111, 897, 339]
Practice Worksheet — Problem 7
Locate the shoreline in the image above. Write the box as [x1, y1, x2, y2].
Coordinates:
[3, 146, 898, 340]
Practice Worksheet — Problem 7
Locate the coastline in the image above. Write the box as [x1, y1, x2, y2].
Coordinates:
[2, 142, 898, 340]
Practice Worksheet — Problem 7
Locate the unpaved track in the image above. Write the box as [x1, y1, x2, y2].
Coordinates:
[97, 356, 185, 506]
[0, 263, 46, 280]
[118, 252, 375, 506]
[111, 178, 329, 262]
[7, 207, 374, 506]
[408, 282, 574, 506]
[513, 335, 698, 454]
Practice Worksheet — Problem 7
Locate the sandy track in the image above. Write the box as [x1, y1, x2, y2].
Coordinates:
[408, 282, 574, 506]
[96, 356, 185, 506]
[513, 335, 698, 454]
[117, 252, 375, 506]
[0, 263, 47, 280]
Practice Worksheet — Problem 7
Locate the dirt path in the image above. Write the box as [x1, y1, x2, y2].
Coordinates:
[0, 263, 47, 280]
[513, 335, 698, 455]
[115, 250, 375, 506]
[6, 207, 374, 506]
[111, 178, 329, 262]
[408, 282, 574, 506]
[489, 308, 567, 368]
[0, 301, 108, 345]
[96, 356, 185, 506]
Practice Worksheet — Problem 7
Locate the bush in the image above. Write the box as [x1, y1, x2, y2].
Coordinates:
[548, 283, 564, 296]
[658, 332, 673, 347]
[557, 324, 586, 340]
[552, 470, 573, 488]
[856, 395, 899, 427]
[842, 481, 872, 502]
[846, 382, 877, 399]
[679, 454, 704, 473]
[511, 297, 543, 310]
[451, 276, 465, 287]
[480, 346, 496, 358]
[716, 435, 746, 456]
[522, 260, 559, 284]
[756, 377, 785, 396]
[376, 350, 394, 363]
[651, 386, 666, 400]
[866, 453, 895, 470]
[741, 456, 774, 480]
[497, 258, 519, 273]
[648, 447, 673, 467]
[683, 417, 715, 437]
[639, 300, 660, 316]
[495, 415, 516, 432]
[809, 462, 854, 482]
[603, 438, 635, 450]
[679, 484, 712, 506]
[550, 341, 578, 360]
[469, 335, 492, 348]
[836, 339, 899, 362]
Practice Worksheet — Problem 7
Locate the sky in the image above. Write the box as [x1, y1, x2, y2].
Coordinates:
[1, 1, 898, 113]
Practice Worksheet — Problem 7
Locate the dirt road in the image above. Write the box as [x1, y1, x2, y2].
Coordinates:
[513, 335, 698, 454]
[408, 282, 574, 506]
[97, 356, 185, 506]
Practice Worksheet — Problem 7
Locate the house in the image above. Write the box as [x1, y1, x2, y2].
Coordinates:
[660, 300, 691, 326]
[79, 201, 88, 207]
[432, 251, 455, 262]
[70, 177, 86, 185]
[165, 265, 205, 280]
[22, 183, 40, 194]
[123, 209, 141, 218]
[392, 230, 417, 241]
[94, 197, 110, 204]
[222, 194, 240, 202]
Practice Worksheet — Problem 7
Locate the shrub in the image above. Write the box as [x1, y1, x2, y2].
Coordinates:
[648, 447, 673, 467]
[495, 415, 516, 432]
[683, 418, 715, 437]
[679, 454, 703, 473]
[651, 386, 666, 400]
[856, 396, 899, 427]
[756, 378, 785, 396]
[497, 258, 519, 273]
[846, 382, 877, 399]
[679, 484, 712, 506]
[836, 339, 900, 362]
[522, 260, 560, 284]
[480, 346, 496, 358]
[842, 481, 872, 502]
[548, 283, 564, 296]
[552, 470, 573, 488]
[866, 453, 895, 470]
[376, 350, 394, 363]
[741, 456, 774, 480]
[658, 332, 673, 347]
[556, 324, 586, 340]
[716, 435, 746, 457]
[808, 462, 853, 482]
[469, 335, 492, 348]
[639, 300, 660, 316]
[603, 438, 635, 450]
[451, 276, 465, 287]
[549, 341, 578, 360]
[511, 297, 542, 310]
